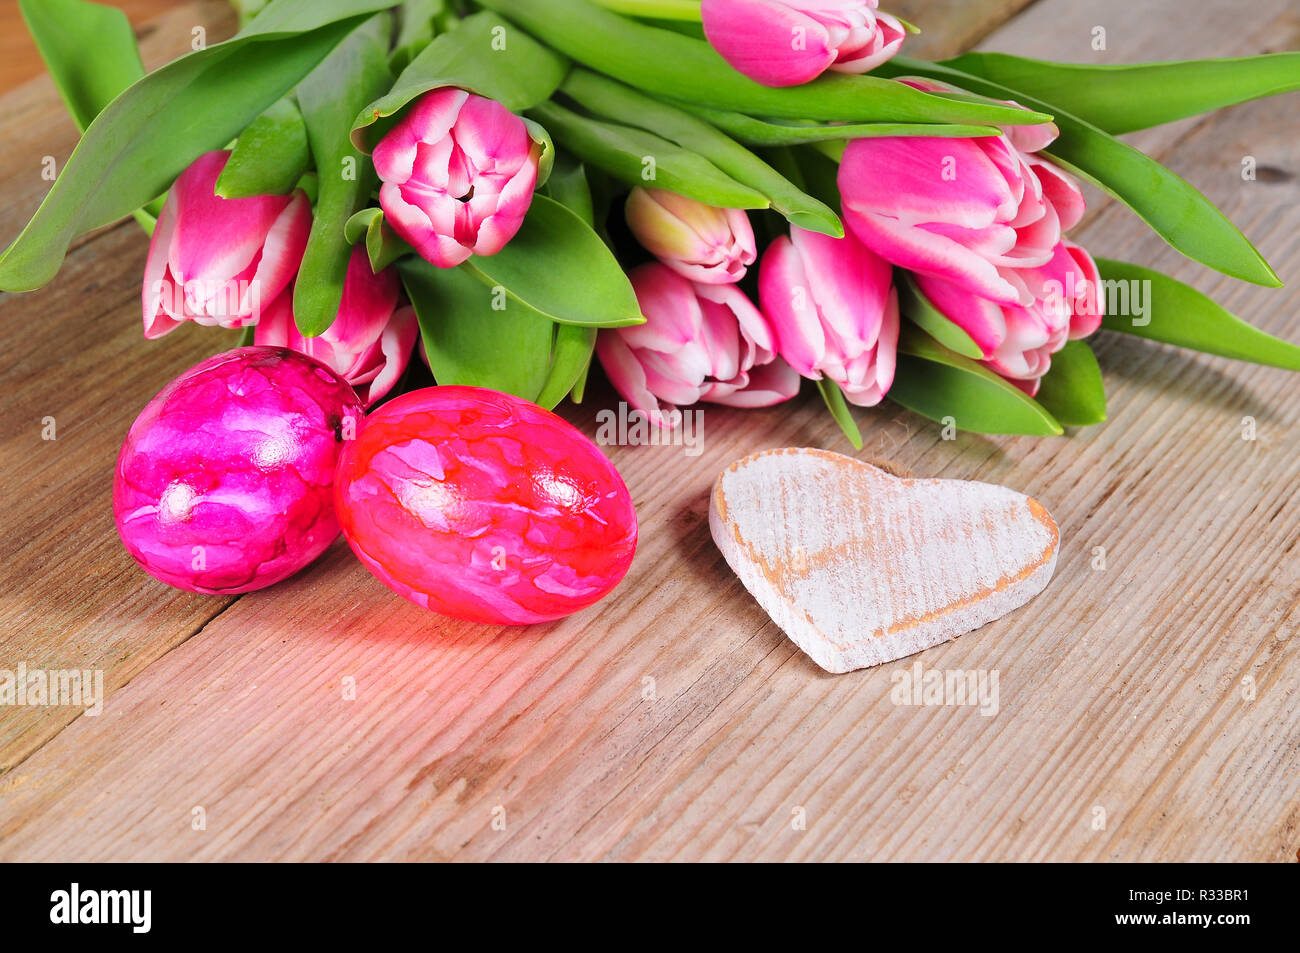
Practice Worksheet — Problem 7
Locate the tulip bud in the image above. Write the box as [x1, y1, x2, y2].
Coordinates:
[373, 88, 543, 268]
[597, 263, 800, 424]
[840, 76, 1087, 309]
[759, 226, 899, 406]
[254, 246, 419, 407]
[914, 239, 1105, 395]
[142, 151, 310, 339]
[839, 129, 1087, 307]
[702, 0, 905, 88]
[625, 188, 757, 284]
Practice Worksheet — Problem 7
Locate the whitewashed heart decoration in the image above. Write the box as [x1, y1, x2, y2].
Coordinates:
[709, 448, 1059, 673]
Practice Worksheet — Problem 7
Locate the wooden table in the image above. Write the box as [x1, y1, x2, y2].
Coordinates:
[1, 0, 1297, 862]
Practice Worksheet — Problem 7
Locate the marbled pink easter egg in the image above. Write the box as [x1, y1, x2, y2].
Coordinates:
[334, 386, 638, 624]
[114, 346, 364, 594]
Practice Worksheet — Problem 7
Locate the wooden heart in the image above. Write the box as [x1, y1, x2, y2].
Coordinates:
[709, 448, 1059, 673]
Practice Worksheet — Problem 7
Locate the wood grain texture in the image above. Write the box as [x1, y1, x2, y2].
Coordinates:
[0, 0, 1297, 861]
[0, 1, 238, 775]
[890, 0, 1041, 60]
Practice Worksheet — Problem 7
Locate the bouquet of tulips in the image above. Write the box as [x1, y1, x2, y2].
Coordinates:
[7, 0, 1300, 447]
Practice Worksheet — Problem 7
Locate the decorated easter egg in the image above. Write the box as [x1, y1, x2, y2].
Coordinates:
[334, 386, 638, 624]
[113, 346, 364, 593]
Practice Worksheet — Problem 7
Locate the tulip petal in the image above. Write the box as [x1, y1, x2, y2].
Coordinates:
[1064, 241, 1104, 338]
[758, 234, 826, 376]
[169, 151, 292, 288]
[624, 263, 707, 356]
[696, 295, 744, 383]
[251, 288, 296, 349]
[707, 358, 802, 407]
[1030, 157, 1086, 233]
[381, 182, 470, 268]
[453, 94, 534, 179]
[373, 87, 468, 185]
[796, 225, 893, 358]
[829, 11, 905, 74]
[702, 0, 837, 87]
[596, 330, 670, 420]
[328, 245, 402, 349]
[243, 189, 311, 323]
[845, 207, 1022, 305]
[701, 281, 774, 354]
[637, 348, 707, 405]
[142, 195, 182, 339]
[364, 304, 419, 405]
[841, 136, 1018, 230]
[469, 158, 538, 257]
[912, 272, 1008, 359]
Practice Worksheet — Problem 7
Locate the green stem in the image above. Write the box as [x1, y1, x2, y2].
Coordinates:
[591, 0, 701, 20]
[810, 140, 846, 163]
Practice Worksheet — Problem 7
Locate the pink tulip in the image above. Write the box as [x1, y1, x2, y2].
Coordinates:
[253, 246, 419, 407]
[373, 88, 543, 268]
[759, 226, 899, 406]
[838, 123, 1085, 308]
[625, 188, 756, 284]
[915, 239, 1104, 395]
[597, 263, 801, 423]
[142, 151, 310, 339]
[702, 0, 905, 87]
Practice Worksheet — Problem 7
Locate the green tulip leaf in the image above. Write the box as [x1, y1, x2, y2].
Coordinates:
[521, 117, 557, 189]
[0, 0, 396, 292]
[351, 10, 568, 153]
[1032, 340, 1107, 427]
[460, 194, 645, 328]
[881, 57, 1280, 289]
[541, 155, 597, 227]
[401, 256, 595, 408]
[891, 325, 1063, 436]
[675, 103, 1000, 145]
[295, 171, 319, 204]
[537, 324, 598, 409]
[477, 0, 1052, 128]
[233, 0, 271, 26]
[344, 207, 416, 272]
[815, 378, 864, 451]
[293, 14, 394, 337]
[942, 51, 1300, 136]
[216, 96, 311, 198]
[529, 102, 770, 210]
[19, 0, 144, 134]
[560, 69, 842, 237]
[1096, 258, 1300, 370]
[18, 0, 162, 231]
[897, 272, 984, 360]
[389, 0, 446, 74]
[402, 258, 557, 402]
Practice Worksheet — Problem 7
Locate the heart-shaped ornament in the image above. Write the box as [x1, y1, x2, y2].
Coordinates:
[709, 448, 1059, 673]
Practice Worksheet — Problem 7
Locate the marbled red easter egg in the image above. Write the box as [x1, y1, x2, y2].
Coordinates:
[334, 386, 638, 624]
[113, 346, 364, 594]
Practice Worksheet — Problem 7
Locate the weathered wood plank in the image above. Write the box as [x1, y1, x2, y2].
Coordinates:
[0, 0, 1297, 861]
[0, 1, 238, 775]
[891, 0, 1041, 60]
